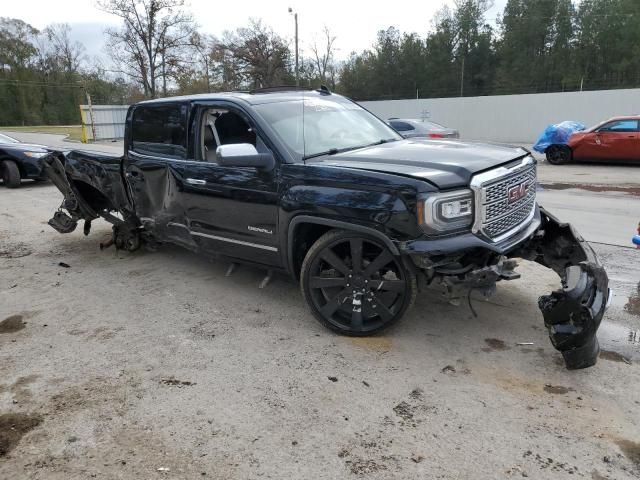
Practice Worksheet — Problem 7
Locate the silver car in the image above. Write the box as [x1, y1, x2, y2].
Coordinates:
[388, 118, 459, 139]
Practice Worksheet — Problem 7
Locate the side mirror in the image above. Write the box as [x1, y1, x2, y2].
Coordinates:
[215, 143, 275, 171]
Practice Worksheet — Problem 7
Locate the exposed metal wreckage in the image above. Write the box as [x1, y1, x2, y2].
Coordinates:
[43, 154, 610, 370]
[514, 208, 610, 370]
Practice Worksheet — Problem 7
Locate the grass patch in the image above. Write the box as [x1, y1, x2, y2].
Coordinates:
[0, 125, 84, 142]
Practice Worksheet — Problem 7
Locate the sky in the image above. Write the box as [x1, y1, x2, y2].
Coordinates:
[3, 0, 509, 64]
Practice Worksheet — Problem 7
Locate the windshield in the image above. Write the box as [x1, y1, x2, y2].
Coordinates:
[254, 96, 402, 160]
[0, 133, 19, 144]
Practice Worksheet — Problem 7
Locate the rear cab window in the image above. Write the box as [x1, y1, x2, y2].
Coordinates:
[131, 103, 188, 159]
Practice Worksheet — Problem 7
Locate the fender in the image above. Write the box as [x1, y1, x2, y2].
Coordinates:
[287, 215, 400, 276]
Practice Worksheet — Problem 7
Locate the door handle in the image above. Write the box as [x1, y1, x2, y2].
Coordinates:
[186, 178, 207, 186]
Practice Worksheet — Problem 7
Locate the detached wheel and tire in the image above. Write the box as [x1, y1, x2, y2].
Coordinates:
[1, 160, 21, 188]
[545, 145, 571, 165]
[301, 230, 416, 336]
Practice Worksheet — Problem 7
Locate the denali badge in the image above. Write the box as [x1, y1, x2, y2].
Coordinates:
[507, 182, 529, 204]
[248, 226, 273, 235]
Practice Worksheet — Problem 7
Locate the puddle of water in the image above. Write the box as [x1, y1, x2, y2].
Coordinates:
[598, 321, 640, 361]
[0, 413, 42, 456]
[0, 315, 25, 334]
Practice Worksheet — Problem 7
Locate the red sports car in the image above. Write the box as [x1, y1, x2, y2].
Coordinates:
[545, 115, 640, 165]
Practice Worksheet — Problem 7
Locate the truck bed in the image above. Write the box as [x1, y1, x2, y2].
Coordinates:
[43, 149, 132, 231]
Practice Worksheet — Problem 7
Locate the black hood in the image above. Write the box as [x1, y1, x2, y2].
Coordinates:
[309, 139, 530, 189]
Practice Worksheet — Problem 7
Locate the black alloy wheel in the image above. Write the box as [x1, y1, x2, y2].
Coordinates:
[545, 145, 571, 165]
[301, 230, 416, 335]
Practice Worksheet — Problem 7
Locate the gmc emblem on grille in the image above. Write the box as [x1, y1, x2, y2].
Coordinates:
[507, 182, 529, 204]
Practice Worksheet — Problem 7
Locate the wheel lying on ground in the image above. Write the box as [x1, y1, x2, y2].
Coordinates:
[1, 160, 21, 188]
[300, 230, 417, 336]
[545, 145, 571, 165]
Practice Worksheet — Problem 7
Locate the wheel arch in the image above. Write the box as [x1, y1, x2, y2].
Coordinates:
[287, 215, 400, 279]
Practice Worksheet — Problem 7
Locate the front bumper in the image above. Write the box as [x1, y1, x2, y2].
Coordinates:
[515, 207, 609, 369]
[401, 205, 609, 370]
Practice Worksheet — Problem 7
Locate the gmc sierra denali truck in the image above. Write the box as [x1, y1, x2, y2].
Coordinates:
[43, 87, 610, 369]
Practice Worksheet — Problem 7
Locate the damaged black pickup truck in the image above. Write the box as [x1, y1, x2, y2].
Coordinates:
[43, 87, 610, 369]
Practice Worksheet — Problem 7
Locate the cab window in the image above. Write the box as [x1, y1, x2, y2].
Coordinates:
[598, 120, 639, 133]
[131, 104, 188, 159]
[200, 107, 270, 162]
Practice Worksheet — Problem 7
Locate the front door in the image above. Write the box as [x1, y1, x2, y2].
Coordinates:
[579, 119, 639, 161]
[178, 104, 281, 267]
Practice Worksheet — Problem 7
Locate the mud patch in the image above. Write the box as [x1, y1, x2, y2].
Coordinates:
[392, 401, 413, 421]
[349, 337, 392, 353]
[161, 378, 195, 387]
[543, 384, 572, 394]
[10, 374, 39, 403]
[0, 315, 26, 334]
[0, 241, 32, 259]
[615, 438, 640, 468]
[0, 413, 43, 457]
[345, 458, 387, 475]
[600, 350, 632, 364]
[539, 182, 640, 197]
[483, 338, 510, 351]
[624, 282, 640, 316]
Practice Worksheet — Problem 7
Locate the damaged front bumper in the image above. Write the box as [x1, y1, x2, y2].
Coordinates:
[405, 206, 610, 370]
[515, 207, 610, 369]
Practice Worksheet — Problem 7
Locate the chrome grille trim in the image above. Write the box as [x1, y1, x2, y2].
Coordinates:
[470, 156, 537, 242]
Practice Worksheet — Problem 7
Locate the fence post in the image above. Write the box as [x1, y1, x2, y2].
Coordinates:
[85, 92, 97, 142]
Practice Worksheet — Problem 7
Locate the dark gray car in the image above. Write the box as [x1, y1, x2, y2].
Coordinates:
[388, 118, 459, 139]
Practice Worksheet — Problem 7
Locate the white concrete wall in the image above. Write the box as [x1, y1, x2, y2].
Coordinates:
[360, 88, 640, 144]
[79, 104, 129, 141]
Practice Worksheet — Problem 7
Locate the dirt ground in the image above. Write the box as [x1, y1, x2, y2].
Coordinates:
[1, 182, 639, 480]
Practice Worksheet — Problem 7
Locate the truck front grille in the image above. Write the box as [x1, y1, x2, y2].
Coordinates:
[471, 158, 537, 242]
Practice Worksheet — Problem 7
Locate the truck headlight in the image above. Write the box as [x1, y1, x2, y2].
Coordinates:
[24, 151, 48, 158]
[418, 190, 474, 233]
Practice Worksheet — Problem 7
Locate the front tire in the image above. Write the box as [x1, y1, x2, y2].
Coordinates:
[1, 160, 21, 188]
[300, 230, 416, 336]
[545, 145, 571, 165]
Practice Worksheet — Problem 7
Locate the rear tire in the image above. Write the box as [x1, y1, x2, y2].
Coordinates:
[545, 145, 571, 165]
[300, 229, 416, 336]
[1, 160, 21, 188]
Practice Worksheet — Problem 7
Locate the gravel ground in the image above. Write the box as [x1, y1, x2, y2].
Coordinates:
[1, 181, 640, 479]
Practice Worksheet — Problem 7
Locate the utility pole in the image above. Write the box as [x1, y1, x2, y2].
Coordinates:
[460, 56, 465, 97]
[289, 7, 299, 87]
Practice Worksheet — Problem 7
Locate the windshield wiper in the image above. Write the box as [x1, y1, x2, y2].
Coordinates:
[302, 138, 397, 161]
[303, 148, 340, 160]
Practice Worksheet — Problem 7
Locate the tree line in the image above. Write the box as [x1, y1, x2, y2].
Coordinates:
[1, 0, 639, 126]
[341, 0, 640, 100]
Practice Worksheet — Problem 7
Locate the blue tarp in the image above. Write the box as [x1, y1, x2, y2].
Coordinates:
[532, 121, 586, 153]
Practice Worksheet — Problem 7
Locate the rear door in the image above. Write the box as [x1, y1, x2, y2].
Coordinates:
[176, 102, 281, 267]
[584, 119, 639, 161]
[124, 102, 194, 247]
